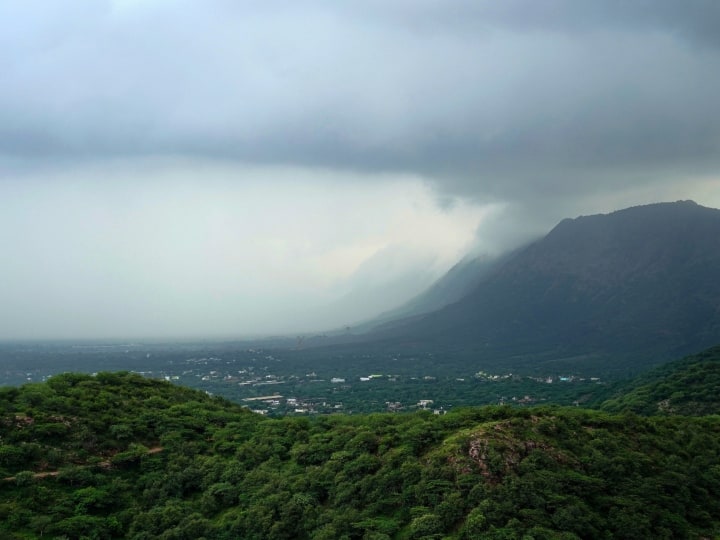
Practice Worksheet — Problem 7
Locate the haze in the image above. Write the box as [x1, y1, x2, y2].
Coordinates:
[2, 1, 720, 340]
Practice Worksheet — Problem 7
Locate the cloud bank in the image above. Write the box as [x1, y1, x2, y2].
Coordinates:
[1, 1, 719, 338]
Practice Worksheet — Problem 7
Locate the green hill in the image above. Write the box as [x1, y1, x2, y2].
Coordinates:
[601, 345, 720, 416]
[2, 372, 720, 539]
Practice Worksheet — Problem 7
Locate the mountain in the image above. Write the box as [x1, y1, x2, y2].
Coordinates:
[364, 201, 720, 373]
[601, 344, 720, 415]
[347, 253, 504, 334]
[2, 372, 720, 538]
[383, 254, 505, 316]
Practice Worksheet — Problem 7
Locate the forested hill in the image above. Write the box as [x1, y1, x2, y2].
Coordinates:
[601, 345, 720, 416]
[2, 372, 720, 539]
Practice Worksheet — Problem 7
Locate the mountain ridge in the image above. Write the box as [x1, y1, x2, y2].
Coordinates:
[356, 200, 720, 372]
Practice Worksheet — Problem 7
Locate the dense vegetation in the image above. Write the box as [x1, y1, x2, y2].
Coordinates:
[602, 345, 720, 416]
[2, 371, 720, 539]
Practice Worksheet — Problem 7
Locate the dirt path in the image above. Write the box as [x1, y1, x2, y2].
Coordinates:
[2, 446, 163, 482]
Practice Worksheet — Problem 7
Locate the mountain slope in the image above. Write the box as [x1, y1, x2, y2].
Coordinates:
[348, 253, 503, 334]
[2, 373, 720, 539]
[601, 344, 720, 415]
[368, 201, 720, 372]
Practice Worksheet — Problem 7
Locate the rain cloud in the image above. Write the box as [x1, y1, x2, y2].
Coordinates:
[2, 1, 720, 338]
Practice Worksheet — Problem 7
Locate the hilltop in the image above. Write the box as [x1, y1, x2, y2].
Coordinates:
[2, 371, 720, 538]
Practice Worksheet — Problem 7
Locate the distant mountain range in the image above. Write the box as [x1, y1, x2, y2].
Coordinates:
[352, 200, 720, 373]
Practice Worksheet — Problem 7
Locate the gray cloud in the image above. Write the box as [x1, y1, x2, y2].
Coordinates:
[2, 1, 720, 338]
[3, 1, 720, 194]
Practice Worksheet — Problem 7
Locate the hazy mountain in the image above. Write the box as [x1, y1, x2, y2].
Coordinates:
[365, 201, 720, 372]
[346, 253, 504, 334]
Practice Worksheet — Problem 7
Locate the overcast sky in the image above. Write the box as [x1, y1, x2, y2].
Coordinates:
[2, 0, 720, 340]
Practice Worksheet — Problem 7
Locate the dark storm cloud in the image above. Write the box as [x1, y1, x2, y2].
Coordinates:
[1, 0, 719, 206]
[361, 0, 720, 49]
[2, 0, 720, 340]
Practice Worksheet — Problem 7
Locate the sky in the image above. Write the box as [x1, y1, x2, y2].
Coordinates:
[2, 0, 720, 340]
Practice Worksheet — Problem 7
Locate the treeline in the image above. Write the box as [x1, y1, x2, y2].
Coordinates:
[602, 345, 720, 415]
[1, 371, 720, 539]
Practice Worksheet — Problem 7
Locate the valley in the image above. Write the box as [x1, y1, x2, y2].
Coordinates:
[2, 201, 720, 538]
[5, 3, 720, 536]
[0, 341, 614, 416]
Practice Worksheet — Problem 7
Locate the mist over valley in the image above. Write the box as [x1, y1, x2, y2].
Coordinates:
[3, 2, 720, 538]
